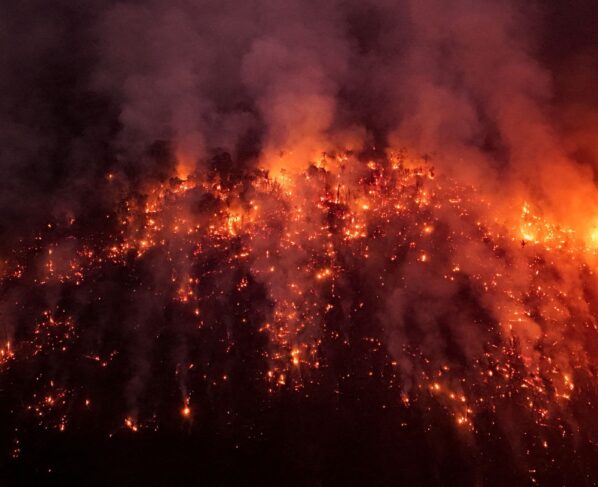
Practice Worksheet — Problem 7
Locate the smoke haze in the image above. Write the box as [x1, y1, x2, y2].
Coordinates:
[2, 1, 598, 484]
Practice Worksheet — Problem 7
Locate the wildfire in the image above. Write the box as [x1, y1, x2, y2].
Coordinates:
[124, 417, 138, 432]
[181, 397, 191, 418]
[0, 341, 14, 366]
[2, 149, 598, 479]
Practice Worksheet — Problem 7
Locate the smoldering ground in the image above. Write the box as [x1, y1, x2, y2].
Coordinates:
[2, 1, 598, 485]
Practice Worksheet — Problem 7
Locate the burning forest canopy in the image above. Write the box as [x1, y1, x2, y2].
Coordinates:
[1, 0, 598, 485]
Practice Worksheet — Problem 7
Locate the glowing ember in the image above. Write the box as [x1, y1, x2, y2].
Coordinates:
[3, 152, 597, 450]
[124, 417, 138, 432]
[3, 0, 598, 483]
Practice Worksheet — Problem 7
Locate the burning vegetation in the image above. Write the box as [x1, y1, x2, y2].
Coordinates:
[3, 0, 598, 484]
[1, 148, 598, 483]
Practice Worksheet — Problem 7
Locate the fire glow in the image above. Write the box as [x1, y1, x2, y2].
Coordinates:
[3, 1, 598, 481]
[2, 149, 598, 464]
